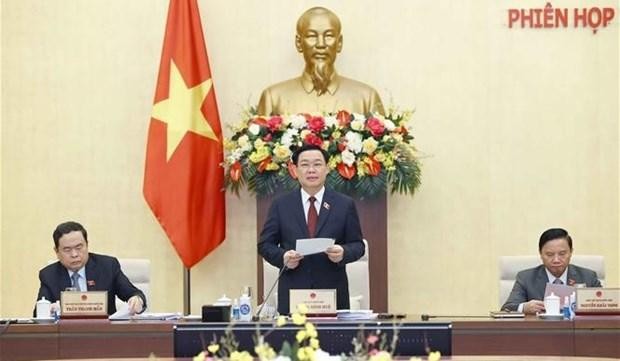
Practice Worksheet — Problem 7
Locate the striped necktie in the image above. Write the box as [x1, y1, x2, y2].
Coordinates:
[553, 278, 563, 285]
[71, 272, 82, 291]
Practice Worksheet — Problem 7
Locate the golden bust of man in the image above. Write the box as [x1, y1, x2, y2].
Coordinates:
[257, 7, 385, 116]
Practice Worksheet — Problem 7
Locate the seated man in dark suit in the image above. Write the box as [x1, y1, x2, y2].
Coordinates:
[258, 144, 365, 314]
[502, 228, 601, 314]
[35, 221, 146, 316]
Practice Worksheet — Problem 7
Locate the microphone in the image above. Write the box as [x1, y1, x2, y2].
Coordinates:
[252, 263, 288, 321]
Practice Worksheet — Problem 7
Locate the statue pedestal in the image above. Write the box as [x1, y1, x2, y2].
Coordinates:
[256, 193, 388, 312]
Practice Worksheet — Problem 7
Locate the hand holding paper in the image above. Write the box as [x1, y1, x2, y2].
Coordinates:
[326, 244, 344, 263]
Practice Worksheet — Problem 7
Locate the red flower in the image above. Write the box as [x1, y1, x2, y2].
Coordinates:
[337, 162, 356, 179]
[366, 117, 385, 137]
[304, 132, 323, 147]
[287, 161, 298, 179]
[307, 116, 326, 133]
[336, 110, 351, 127]
[263, 133, 273, 142]
[395, 125, 408, 136]
[365, 156, 381, 176]
[230, 161, 242, 181]
[257, 157, 272, 173]
[267, 115, 283, 132]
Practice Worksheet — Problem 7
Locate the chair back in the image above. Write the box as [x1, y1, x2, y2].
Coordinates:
[498, 255, 605, 307]
[117, 258, 150, 312]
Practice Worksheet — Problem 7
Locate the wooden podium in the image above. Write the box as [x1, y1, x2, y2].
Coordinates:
[256, 192, 388, 312]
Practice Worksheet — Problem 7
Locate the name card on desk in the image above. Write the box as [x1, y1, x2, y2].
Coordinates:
[575, 288, 620, 315]
[61, 291, 108, 318]
[290, 289, 336, 314]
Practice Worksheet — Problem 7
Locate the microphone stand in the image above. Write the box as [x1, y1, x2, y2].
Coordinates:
[253, 264, 287, 321]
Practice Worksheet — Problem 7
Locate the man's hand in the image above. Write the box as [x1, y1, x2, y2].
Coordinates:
[127, 295, 144, 315]
[325, 245, 344, 263]
[283, 250, 304, 269]
[522, 299, 545, 314]
[50, 301, 61, 315]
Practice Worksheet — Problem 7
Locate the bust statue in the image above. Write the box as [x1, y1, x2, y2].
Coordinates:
[257, 7, 385, 116]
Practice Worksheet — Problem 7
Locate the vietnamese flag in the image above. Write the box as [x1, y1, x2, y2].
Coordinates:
[144, 0, 225, 268]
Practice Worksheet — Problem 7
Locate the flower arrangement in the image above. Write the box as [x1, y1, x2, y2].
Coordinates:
[223, 108, 421, 198]
[193, 304, 441, 361]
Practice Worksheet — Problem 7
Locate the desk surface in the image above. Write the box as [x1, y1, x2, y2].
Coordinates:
[1, 315, 618, 360]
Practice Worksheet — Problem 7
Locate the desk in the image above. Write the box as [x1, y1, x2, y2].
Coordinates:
[1, 316, 618, 360]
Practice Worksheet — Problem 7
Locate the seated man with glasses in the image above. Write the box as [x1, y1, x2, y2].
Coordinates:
[34, 221, 146, 316]
[502, 228, 601, 314]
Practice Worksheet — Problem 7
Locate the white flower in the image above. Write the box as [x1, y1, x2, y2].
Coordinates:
[237, 135, 252, 152]
[341, 149, 356, 166]
[324, 115, 337, 128]
[345, 132, 363, 153]
[248, 123, 261, 135]
[383, 118, 396, 131]
[352, 113, 365, 121]
[281, 128, 298, 147]
[350, 119, 364, 131]
[289, 114, 306, 129]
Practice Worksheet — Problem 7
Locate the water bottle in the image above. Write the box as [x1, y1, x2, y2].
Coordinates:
[569, 292, 576, 320]
[239, 293, 252, 321]
[231, 298, 240, 321]
[562, 296, 570, 320]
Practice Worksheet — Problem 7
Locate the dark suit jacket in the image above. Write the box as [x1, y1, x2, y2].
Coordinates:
[258, 188, 365, 314]
[501, 264, 601, 311]
[35, 253, 146, 316]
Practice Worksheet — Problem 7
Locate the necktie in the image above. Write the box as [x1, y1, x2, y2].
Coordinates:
[553, 278, 563, 285]
[71, 272, 82, 291]
[307, 196, 318, 237]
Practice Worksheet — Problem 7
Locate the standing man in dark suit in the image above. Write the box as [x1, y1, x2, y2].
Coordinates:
[502, 228, 601, 314]
[258, 144, 365, 314]
[35, 221, 146, 316]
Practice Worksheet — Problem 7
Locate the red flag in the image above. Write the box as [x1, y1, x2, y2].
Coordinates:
[144, 0, 225, 268]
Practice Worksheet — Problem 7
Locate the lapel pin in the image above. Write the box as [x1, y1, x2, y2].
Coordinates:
[323, 202, 330, 210]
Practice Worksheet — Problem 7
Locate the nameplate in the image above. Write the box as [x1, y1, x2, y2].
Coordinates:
[290, 289, 336, 314]
[61, 291, 108, 318]
[575, 288, 620, 315]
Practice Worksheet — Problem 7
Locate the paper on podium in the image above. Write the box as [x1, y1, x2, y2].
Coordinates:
[109, 309, 182, 321]
[296, 238, 335, 256]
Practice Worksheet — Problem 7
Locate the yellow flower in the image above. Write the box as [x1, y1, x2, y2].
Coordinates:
[273, 144, 292, 161]
[230, 350, 253, 361]
[276, 315, 287, 327]
[428, 351, 442, 361]
[297, 303, 309, 314]
[362, 137, 378, 155]
[296, 329, 307, 343]
[328, 154, 341, 169]
[207, 344, 220, 354]
[254, 343, 276, 361]
[248, 147, 270, 163]
[369, 350, 392, 361]
[254, 138, 265, 148]
[297, 346, 316, 361]
[292, 312, 306, 325]
[193, 351, 206, 361]
[265, 162, 279, 171]
[332, 130, 341, 139]
[305, 322, 318, 338]
[309, 337, 320, 350]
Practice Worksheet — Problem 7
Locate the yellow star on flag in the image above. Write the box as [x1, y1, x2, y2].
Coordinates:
[151, 60, 217, 161]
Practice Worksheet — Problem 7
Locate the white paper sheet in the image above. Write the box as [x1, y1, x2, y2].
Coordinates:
[296, 238, 335, 256]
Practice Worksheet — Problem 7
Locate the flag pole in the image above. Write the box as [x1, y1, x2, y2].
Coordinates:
[183, 267, 191, 315]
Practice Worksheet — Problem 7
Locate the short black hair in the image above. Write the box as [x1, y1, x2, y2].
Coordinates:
[538, 228, 572, 252]
[53, 221, 88, 249]
[291, 144, 329, 165]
